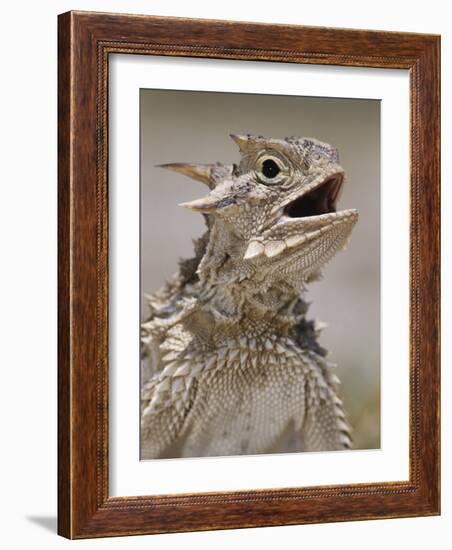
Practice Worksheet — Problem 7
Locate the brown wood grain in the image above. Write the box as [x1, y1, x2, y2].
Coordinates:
[57, 10, 72, 538]
[58, 10, 440, 539]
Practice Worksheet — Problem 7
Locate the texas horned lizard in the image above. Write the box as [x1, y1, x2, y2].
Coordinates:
[141, 134, 358, 459]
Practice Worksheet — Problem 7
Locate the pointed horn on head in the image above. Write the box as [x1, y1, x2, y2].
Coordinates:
[156, 163, 215, 188]
[179, 188, 235, 214]
[229, 134, 251, 152]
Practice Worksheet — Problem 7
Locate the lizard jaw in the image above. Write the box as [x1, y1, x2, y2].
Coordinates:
[243, 209, 358, 260]
[243, 174, 358, 261]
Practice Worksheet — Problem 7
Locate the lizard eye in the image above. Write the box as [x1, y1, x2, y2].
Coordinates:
[256, 154, 288, 185]
[262, 159, 280, 179]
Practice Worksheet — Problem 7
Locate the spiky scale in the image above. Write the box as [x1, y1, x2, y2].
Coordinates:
[174, 363, 191, 377]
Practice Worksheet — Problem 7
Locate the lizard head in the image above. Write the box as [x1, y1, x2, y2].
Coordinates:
[159, 134, 358, 290]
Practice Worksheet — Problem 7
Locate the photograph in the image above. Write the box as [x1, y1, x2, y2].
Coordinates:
[139, 89, 381, 459]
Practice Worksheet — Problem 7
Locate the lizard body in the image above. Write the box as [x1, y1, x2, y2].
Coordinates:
[141, 134, 358, 458]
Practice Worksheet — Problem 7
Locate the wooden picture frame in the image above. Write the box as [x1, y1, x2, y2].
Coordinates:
[58, 10, 440, 538]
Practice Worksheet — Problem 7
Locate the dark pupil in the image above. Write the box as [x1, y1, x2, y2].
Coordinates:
[262, 159, 280, 179]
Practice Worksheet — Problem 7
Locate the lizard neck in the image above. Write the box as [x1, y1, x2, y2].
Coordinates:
[173, 225, 324, 352]
[195, 221, 302, 321]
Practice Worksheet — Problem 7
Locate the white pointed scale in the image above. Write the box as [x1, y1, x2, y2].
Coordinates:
[314, 320, 328, 333]
[162, 351, 180, 363]
[243, 241, 264, 260]
[285, 234, 306, 248]
[239, 336, 248, 348]
[275, 342, 287, 354]
[240, 350, 248, 365]
[190, 363, 204, 376]
[205, 356, 217, 370]
[264, 339, 273, 351]
[337, 420, 350, 432]
[218, 348, 228, 360]
[267, 353, 278, 365]
[264, 240, 287, 258]
[333, 395, 343, 405]
[156, 377, 171, 392]
[174, 363, 191, 377]
[216, 358, 227, 370]
[171, 377, 185, 394]
[162, 362, 179, 376]
[142, 404, 154, 419]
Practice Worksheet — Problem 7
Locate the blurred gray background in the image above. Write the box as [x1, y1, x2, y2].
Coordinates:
[140, 89, 380, 450]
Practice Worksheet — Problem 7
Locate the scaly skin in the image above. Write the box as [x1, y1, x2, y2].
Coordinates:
[141, 134, 358, 458]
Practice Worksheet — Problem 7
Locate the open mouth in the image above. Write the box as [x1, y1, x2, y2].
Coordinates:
[242, 172, 356, 261]
[284, 174, 344, 219]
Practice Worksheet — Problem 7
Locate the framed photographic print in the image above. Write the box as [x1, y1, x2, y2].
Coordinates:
[58, 11, 440, 538]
